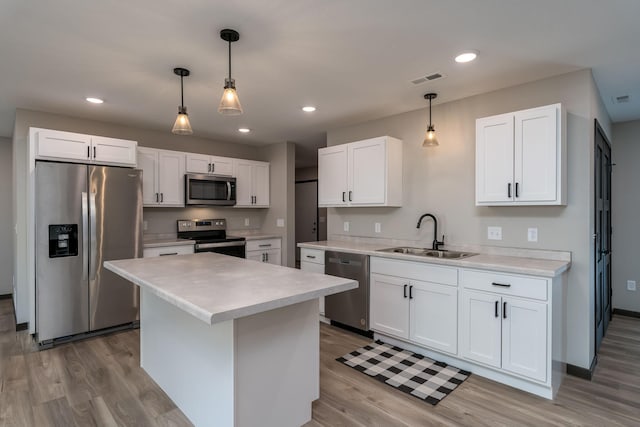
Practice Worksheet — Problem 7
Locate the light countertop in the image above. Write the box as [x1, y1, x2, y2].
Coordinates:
[143, 239, 195, 249]
[298, 240, 570, 277]
[104, 252, 356, 325]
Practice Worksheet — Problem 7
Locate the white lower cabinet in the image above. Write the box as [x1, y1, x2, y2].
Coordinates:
[143, 244, 194, 258]
[300, 248, 326, 315]
[246, 238, 281, 266]
[370, 257, 562, 399]
[370, 258, 458, 355]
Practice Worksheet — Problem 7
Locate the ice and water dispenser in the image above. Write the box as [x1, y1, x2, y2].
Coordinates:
[48, 224, 78, 258]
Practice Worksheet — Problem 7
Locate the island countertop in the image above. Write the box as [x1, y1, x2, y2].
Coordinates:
[104, 253, 356, 325]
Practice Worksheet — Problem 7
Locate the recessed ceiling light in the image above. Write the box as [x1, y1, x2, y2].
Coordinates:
[85, 97, 104, 104]
[302, 106, 316, 112]
[454, 51, 478, 63]
[238, 128, 251, 133]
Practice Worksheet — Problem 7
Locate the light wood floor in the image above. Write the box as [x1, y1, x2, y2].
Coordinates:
[1, 298, 639, 426]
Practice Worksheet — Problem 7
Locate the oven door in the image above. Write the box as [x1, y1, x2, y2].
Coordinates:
[185, 174, 236, 206]
[195, 241, 246, 258]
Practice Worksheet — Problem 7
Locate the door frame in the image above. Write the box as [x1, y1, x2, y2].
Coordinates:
[594, 118, 613, 356]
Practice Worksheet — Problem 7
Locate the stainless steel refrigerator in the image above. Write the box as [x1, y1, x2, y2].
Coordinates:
[35, 161, 143, 344]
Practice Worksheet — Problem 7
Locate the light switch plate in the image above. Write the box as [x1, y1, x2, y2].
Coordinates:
[628, 280, 637, 291]
[244, 218, 250, 226]
[487, 226, 502, 241]
[276, 218, 285, 227]
[527, 227, 538, 242]
[375, 223, 381, 233]
[343, 221, 350, 232]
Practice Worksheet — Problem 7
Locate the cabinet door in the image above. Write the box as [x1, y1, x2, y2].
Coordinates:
[409, 281, 458, 355]
[265, 248, 281, 266]
[318, 145, 348, 206]
[137, 148, 159, 206]
[253, 162, 270, 207]
[301, 261, 325, 315]
[502, 297, 547, 382]
[348, 138, 386, 205]
[91, 136, 137, 166]
[234, 160, 254, 206]
[158, 150, 185, 206]
[210, 156, 234, 176]
[36, 130, 92, 162]
[460, 290, 502, 368]
[514, 105, 558, 203]
[246, 251, 264, 262]
[370, 273, 409, 339]
[185, 153, 211, 174]
[476, 114, 514, 204]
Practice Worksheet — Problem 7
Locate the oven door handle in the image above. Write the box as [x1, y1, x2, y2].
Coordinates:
[196, 241, 246, 250]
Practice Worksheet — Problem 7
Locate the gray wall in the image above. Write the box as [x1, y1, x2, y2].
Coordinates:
[326, 69, 610, 369]
[612, 119, 640, 312]
[12, 108, 292, 324]
[0, 137, 12, 295]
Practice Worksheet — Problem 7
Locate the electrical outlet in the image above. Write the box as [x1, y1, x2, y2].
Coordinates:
[343, 221, 350, 232]
[628, 280, 637, 291]
[487, 226, 502, 241]
[276, 218, 285, 227]
[143, 220, 148, 231]
[244, 218, 250, 226]
[375, 223, 381, 233]
[527, 227, 538, 242]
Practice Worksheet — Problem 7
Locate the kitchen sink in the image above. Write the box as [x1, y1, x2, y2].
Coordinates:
[377, 247, 477, 259]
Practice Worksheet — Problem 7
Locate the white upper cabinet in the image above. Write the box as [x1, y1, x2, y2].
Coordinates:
[137, 147, 185, 207]
[35, 129, 137, 167]
[233, 159, 270, 208]
[185, 153, 234, 176]
[318, 136, 402, 207]
[476, 104, 565, 206]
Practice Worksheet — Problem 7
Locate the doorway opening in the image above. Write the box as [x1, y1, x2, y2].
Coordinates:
[295, 179, 326, 267]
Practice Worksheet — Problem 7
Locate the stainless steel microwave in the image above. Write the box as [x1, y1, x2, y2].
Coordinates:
[185, 174, 236, 206]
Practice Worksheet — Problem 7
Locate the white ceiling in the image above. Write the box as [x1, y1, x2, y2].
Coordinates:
[1, 1, 639, 167]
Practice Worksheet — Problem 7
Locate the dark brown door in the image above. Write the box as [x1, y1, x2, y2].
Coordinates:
[595, 120, 612, 352]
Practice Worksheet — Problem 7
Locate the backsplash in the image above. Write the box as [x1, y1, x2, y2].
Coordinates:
[143, 207, 267, 239]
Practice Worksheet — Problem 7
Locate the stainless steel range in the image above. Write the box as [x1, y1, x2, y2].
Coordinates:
[177, 219, 246, 258]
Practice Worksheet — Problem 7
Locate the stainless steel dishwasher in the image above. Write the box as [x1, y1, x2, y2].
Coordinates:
[324, 251, 370, 333]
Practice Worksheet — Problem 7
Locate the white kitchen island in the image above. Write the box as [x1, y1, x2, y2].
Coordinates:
[104, 253, 357, 427]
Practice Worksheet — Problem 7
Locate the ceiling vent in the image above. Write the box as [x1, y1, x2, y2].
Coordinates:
[613, 95, 631, 104]
[410, 72, 447, 85]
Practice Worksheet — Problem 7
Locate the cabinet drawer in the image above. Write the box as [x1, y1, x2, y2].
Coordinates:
[143, 245, 194, 258]
[300, 248, 324, 265]
[246, 238, 281, 251]
[371, 257, 458, 286]
[460, 269, 548, 301]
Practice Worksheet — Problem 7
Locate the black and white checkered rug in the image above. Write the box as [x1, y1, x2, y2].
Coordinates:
[337, 341, 471, 405]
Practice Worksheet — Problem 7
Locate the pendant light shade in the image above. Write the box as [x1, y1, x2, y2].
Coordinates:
[218, 29, 243, 115]
[422, 93, 439, 147]
[172, 67, 193, 135]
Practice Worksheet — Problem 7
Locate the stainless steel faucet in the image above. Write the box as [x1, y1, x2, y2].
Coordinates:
[416, 213, 445, 250]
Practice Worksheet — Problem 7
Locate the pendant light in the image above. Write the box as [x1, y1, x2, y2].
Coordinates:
[218, 29, 243, 115]
[423, 93, 439, 147]
[172, 67, 193, 135]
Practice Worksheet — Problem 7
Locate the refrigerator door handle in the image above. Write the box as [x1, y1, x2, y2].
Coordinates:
[81, 192, 89, 281]
[89, 192, 98, 281]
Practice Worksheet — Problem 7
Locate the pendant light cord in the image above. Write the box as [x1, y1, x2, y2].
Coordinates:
[429, 97, 432, 127]
[228, 40, 232, 81]
[180, 75, 184, 108]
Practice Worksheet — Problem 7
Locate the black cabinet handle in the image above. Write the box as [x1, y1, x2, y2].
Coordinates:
[160, 193, 163, 202]
[306, 255, 316, 259]
[503, 301, 507, 319]
[208, 163, 211, 172]
[403, 284, 408, 298]
[349, 191, 352, 201]
[259, 244, 272, 248]
[159, 252, 178, 256]
[515, 182, 520, 198]
[265, 253, 269, 262]
[212, 163, 215, 173]
[409, 285, 413, 299]
[87, 146, 91, 158]
[155, 193, 159, 202]
[342, 192, 346, 202]
[93, 146, 96, 158]
[495, 301, 499, 318]
[492, 282, 511, 288]
[508, 183, 512, 198]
